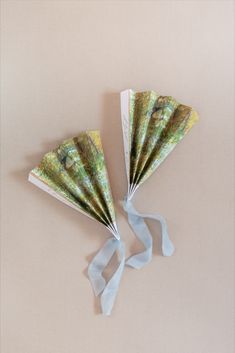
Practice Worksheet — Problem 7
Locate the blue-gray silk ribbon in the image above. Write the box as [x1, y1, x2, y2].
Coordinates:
[123, 197, 175, 269]
[88, 237, 125, 315]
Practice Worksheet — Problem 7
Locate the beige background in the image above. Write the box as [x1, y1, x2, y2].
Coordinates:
[1, 1, 234, 353]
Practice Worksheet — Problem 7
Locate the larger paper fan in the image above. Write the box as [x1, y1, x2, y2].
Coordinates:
[29, 131, 119, 238]
[29, 131, 125, 315]
[121, 89, 199, 269]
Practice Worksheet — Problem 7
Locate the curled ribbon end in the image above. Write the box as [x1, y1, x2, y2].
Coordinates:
[101, 305, 112, 316]
[162, 242, 175, 257]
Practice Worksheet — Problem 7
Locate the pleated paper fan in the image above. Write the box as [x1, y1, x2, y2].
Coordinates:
[121, 89, 199, 199]
[29, 131, 119, 238]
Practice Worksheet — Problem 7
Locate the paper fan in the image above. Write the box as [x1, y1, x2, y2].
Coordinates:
[29, 131, 125, 315]
[120, 89, 199, 269]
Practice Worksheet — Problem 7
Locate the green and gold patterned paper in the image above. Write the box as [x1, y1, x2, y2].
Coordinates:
[29, 131, 119, 238]
[121, 89, 199, 198]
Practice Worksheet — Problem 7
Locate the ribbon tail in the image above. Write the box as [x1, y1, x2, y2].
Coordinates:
[125, 211, 153, 269]
[140, 212, 175, 257]
[123, 198, 175, 270]
[88, 238, 125, 315]
[136, 213, 175, 256]
[88, 238, 119, 296]
[101, 241, 125, 316]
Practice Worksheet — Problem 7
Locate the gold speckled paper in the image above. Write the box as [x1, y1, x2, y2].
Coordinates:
[121, 90, 199, 196]
[29, 131, 118, 237]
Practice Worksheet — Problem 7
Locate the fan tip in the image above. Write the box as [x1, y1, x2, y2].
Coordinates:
[28, 172, 33, 183]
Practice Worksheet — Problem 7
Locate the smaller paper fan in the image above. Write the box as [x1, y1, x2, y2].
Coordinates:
[29, 131, 119, 239]
[121, 89, 199, 198]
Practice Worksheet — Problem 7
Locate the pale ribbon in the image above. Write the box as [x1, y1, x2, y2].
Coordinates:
[87, 196, 174, 315]
[123, 196, 175, 269]
[88, 237, 125, 315]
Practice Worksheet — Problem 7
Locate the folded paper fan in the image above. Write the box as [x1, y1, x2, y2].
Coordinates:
[121, 89, 199, 269]
[29, 131, 125, 315]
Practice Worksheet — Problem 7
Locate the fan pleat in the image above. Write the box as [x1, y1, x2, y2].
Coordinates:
[56, 137, 114, 227]
[74, 133, 116, 228]
[130, 91, 158, 187]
